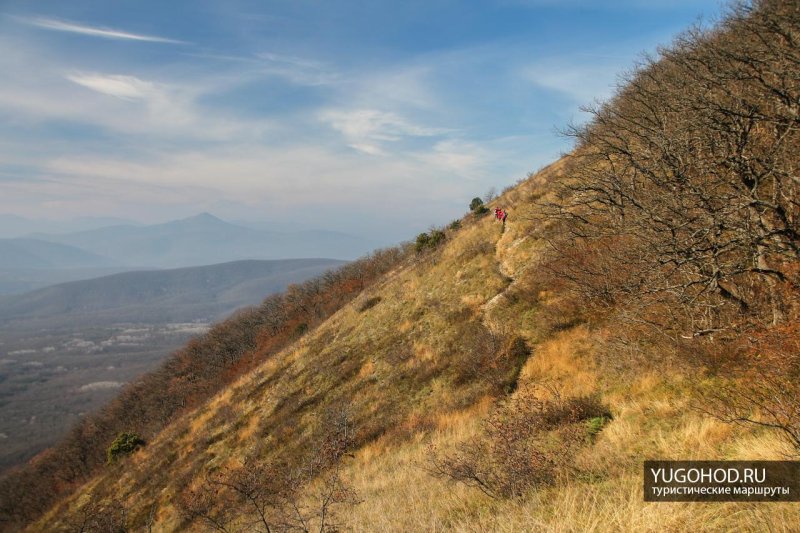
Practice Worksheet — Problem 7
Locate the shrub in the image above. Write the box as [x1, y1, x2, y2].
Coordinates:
[449, 219, 462, 230]
[429, 386, 611, 498]
[179, 408, 359, 533]
[293, 322, 308, 338]
[415, 229, 446, 253]
[469, 197, 489, 217]
[415, 232, 431, 252]
[429, 229, 445, 247]
[67, 498, 128, 533]
[357, 296, 382, 313]
[107, 432, 145, 464]
[696, 322, 800, 455]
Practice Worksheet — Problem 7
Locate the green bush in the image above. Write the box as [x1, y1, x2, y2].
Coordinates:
[415, 230, 446, 253]
[469, 197, 489, 216]
[107, 432, 145, 464]
[429, 229, 445, 247]
[449, 219, 462, 230]
[415, 232, 431, 252]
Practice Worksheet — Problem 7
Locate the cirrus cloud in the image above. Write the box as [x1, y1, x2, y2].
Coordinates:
[21, 17, 186, 44]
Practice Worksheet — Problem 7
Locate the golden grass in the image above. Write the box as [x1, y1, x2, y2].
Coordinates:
[237, 412, 261, 443]
[29, 157, 800, 532]
[337, 284, 798, 532]
[334, 323, 800, 532]
[518, 326, 598, 397]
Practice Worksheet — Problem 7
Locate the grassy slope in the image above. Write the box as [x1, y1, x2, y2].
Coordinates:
[32, 160, 800, 531]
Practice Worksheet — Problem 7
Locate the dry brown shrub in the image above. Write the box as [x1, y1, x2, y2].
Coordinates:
[429, 385, 611, 498]
[696, 321, 800, 456]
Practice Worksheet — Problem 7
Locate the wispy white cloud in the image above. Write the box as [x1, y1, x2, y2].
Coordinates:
[0, 37, 274, 143]
[258, 52, 324, 71]
[320, 109, 448, 155]
[520, 55, 628, 106]
[421, 139, 485, 176]
[21, 17, 185, 44]
[349, 64, 439, 111]
[65, 73, 157, 100]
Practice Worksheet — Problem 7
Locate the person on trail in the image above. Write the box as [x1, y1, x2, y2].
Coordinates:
[502, 210, 508, 224]
[494, 207, 501, 220]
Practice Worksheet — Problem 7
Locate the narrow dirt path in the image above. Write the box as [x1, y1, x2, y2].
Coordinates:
[482, 223, 524, 329]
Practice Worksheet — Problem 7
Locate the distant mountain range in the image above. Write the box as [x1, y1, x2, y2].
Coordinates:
[0, 213, 374, 294]
[28, 212, 374, 268]
[0, 214, 138, 238]
[0, 258, 345, 329]
[0, 238, 116, 270]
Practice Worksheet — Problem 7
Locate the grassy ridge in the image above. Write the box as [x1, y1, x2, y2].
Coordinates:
[6, 1, 800, 531]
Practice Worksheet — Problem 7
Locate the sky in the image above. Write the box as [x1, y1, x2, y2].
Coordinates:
[0, 0, 725, 244]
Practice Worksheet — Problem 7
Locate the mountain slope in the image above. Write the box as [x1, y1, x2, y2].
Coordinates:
[0, 238, 115, 269]
[0, 258, 346, 328]
[0, 267, 138, 296]
[24, 158, 799, 531]
[5, 3, 800, 531]
[0, 215, 138, 239]
[31, 213, 374, 267]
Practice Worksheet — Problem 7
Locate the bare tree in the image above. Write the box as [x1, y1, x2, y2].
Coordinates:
[538, 0, 799, 339]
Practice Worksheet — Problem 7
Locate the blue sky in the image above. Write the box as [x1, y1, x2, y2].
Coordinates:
[0, 0, 724, 243]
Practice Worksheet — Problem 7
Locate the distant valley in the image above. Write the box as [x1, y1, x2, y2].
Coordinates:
[0, 257, 345, 472]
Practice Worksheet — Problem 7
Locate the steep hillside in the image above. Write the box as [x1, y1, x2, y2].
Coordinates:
[3, 1, 799, 531]
[24, 155, 799, 532]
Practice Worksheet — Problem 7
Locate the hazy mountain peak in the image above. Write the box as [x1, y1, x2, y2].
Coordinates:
[186, 212, 223, 223]
[168, 212, 230, 228]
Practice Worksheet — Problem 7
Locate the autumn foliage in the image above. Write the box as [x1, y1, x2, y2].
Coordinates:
[0, 246, 408, 531]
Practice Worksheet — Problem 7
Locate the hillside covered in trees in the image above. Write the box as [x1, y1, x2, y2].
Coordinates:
[1, 1, 798, 531]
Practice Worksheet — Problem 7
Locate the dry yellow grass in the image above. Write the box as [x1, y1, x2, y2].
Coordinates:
[28, 157, 800, 533]
[518, 326, 598, 397]
[334, 319, 800, 532]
